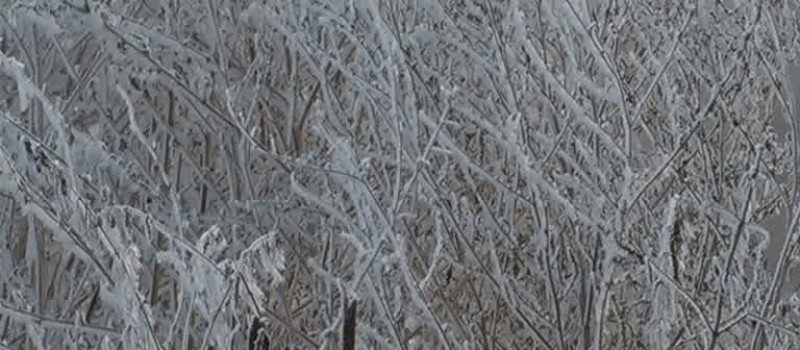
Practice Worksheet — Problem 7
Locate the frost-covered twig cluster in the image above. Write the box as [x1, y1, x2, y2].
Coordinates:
[0, 0, 798, 349]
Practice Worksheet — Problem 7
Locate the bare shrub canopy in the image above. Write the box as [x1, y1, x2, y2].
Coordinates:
[0, 1, 798, 349]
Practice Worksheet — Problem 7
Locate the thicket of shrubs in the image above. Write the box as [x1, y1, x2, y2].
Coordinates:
[0, 1, 798, 349]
